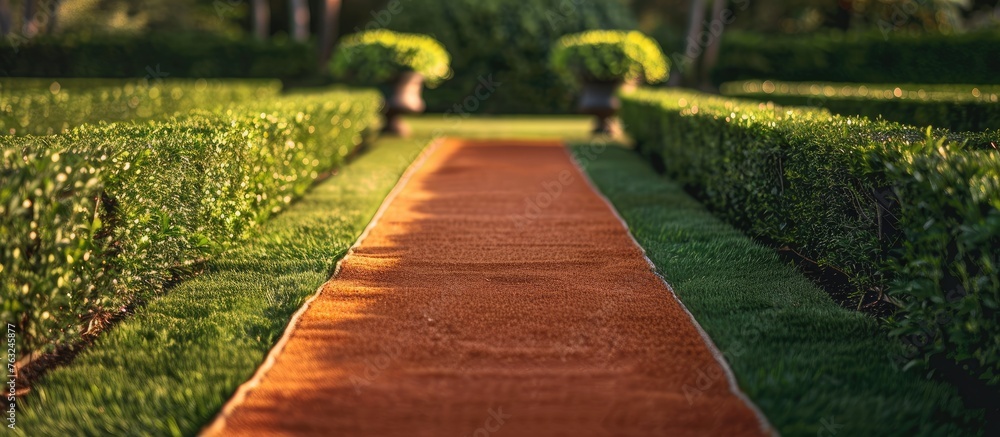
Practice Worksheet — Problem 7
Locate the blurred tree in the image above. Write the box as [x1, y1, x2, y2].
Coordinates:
[628, 0, 690, 33]
[337, 0, 391, 34]
[664, 0, 732, 90]
[699, 0, 726, 91]
[0, 0, 11, 35]
[59, 0, 147, 35]
[46, 0, 60, 34]
[965, 0, 1000, 29]
[22, 0, 36, 37]
[289, 0, 308, 41]
[847, 0, 971, 33]
[626, 0, 993, 91]
[668, 0, 704, 87]
[628, 0, 988, 36]
[317, 0, 340, 66]
[252, 0, 269, 39]
[52, 0, 243, 36]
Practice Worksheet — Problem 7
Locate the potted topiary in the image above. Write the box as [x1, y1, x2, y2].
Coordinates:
[550, 30, 668, 135]
[331, 30, 451, 137]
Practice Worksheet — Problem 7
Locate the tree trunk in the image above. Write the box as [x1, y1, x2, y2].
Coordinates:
[252, 0, 270, 40]
[0, 0, 11, 35]
[289, 0, 309, 43]
[317, 0, 341, 67]
[669, 0, 706, 87]
[699, 0, 727, 92]
[45, 0, 60, 34]
[827, 0, 853, 30]
[22, 0, 37, 37]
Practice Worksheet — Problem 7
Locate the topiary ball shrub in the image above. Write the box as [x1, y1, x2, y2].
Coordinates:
[550, 30, 669, 86]
[330, 29, 452, 88]
[387, 0, 636, 113]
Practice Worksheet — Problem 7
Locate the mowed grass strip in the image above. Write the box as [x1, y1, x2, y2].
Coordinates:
[572, 144, 983, 437]
[17, 137, 430, 436]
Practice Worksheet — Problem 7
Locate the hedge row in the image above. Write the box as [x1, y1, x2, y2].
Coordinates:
[721, 80, 1000, 132]
[1, 79, 282, 135]
[0, 33, 315, 79]
[1, 89, 381, 355]
[713, 30, 1000, 86]
[621, 88, 999, 386]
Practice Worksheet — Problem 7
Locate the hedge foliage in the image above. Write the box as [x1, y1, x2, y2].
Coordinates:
[621, 88, 1000, 385]
[331, 30, 451, 88]
[722, 80, 1000, 132]
[0, 79, 282, 135]
[387, 0, 636, 113]
[876, 142, 999, 385]
[713, 30, 1000, 85]
[0, 33, 314, 79]
[1, 88, 381, 355]
[1, 144, 104, 352]
[550, 30, 668, 86]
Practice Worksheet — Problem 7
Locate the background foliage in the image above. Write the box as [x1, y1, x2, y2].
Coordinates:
[2, 1, 998, 104]
[712, 30, 1000, 85]
[0, 34, 314, 79]
[386, 0, 637, 113]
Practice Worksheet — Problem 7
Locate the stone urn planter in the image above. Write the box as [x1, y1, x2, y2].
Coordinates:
[331, 31, 450, 137]
[577, 79, 636, 136]
[551, 30, 668, 136]
[379, 71, 426, 137]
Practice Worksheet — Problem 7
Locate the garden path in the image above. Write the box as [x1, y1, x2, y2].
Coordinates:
[205, 139, 771, 436]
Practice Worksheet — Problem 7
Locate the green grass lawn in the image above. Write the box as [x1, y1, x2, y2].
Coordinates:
[17, 136, 430, 436]
[406, 114, 592, 139]
[573, 143, 985, 437]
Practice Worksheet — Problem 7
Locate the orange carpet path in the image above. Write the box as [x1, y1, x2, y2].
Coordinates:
[205, 139, 772, 436]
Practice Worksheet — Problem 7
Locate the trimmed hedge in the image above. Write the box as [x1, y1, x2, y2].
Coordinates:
[876, 143, 1000, 386]
[0, 33, 314, 79]
[712, 30, 1000, 86]
[722, 80, 1000, 132]
[621, 88, 1000, 386]
[387, 0, 636, 113]
[1, 144, 104, 353]
[0, 79, 282, 135]
[1, 88, 381, 355]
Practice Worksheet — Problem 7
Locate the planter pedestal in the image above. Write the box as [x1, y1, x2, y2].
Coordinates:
[380, 72, 426, 137]
[577, 80, 635, 136]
